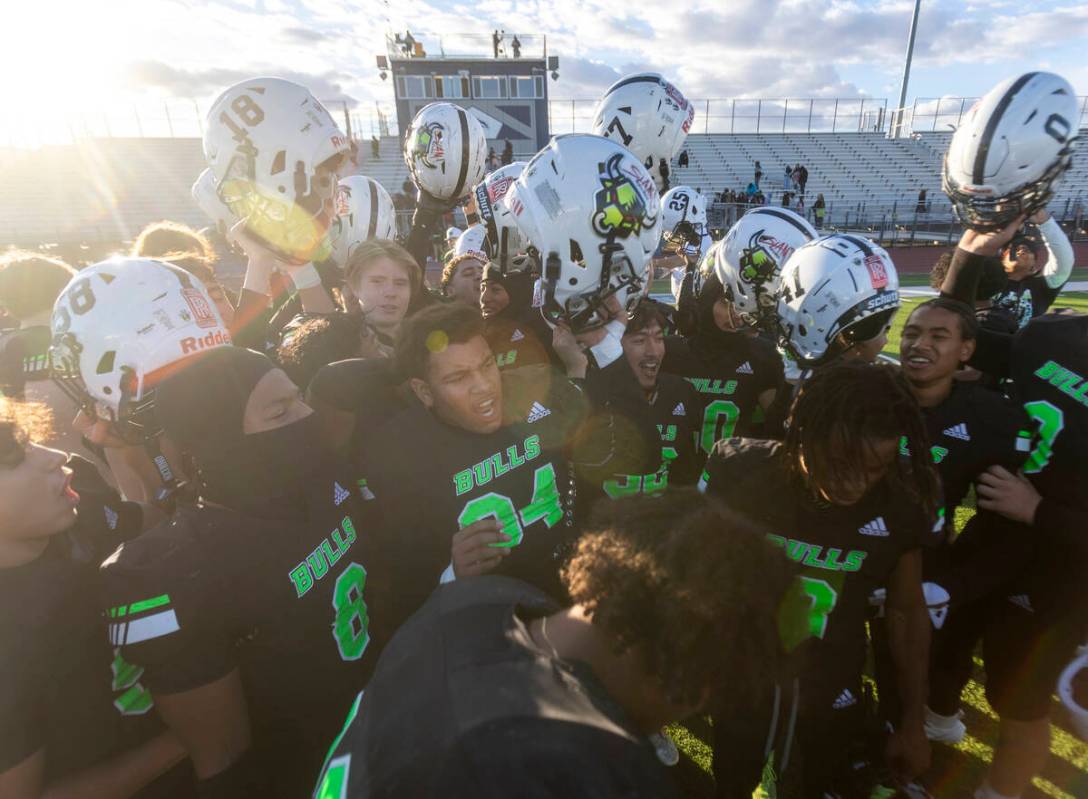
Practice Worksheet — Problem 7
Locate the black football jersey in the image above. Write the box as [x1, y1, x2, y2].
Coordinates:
[918, 382, 1032, 525]
[0, 540, 170, 786]
[663, 332, 784, 454]
[1007, 314, 1088, 612]
[359, 405, 578, 609]
[484, 315, 553, 372]
[702, 439, 935, 666]
[312, 577, 676, 799]
[990, 275, 1064, 330]
[100, 463, 388, 798]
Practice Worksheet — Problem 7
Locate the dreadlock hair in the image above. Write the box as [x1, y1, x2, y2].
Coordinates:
[908, 297, 978, 341]
[563, 488, 795, 708]
[784, 362, 940, 519]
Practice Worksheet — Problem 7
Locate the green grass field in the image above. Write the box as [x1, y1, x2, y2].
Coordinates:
[656, 285, 1088, 797]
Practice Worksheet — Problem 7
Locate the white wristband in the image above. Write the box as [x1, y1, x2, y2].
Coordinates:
[242, 256, 274, 296]
[440, 562, 457, 584]
[288, 263, 322, 291]
[589, 324, 625, 368]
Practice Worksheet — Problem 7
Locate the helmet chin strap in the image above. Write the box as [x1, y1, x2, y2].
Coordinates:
[143, 436, 184, 511]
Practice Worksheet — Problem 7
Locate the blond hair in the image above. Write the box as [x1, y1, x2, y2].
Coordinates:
[344, 239, 421, 297]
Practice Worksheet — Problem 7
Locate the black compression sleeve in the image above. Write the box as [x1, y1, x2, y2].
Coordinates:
[939, 247, 985, 305]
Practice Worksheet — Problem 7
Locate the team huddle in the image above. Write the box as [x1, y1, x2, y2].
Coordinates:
[0, 64, 1085, 799]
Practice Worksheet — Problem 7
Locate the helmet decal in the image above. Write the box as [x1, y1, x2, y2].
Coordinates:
[864, 253, 889, 289]
[591, 153, 656, 240]
[413, 122, 445, 170]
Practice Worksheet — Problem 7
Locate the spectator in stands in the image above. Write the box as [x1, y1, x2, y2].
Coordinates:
[797, 163, 809, 196]
[813, 194, 826, 229]
[915, 189, 928, 216]
[132, 221, 235, 328]
[753, 160, 762, 188]
[511, 35, 521, 58]
[371, 136, 380, 160]
[402, 30, 415, 56]
[486, 148, 499, 173]
[796, 194, 805, 216]
[492, 30, 500, 58]
[659, 160, 670, 191]
[791, 164, 801, 194]
[745, 182, 757, 201]
[781, 192, 792, 208]
[678, 150, 689, 168]
[501, 140, 513, 166]
[782, 166, 792, 193]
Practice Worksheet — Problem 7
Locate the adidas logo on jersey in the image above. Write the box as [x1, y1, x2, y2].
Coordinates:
[1008, 594, 1034, 613]
[333, 482, 351, 506]
[943, 423, 970, 441]
[510, 328, 525, 342]
[736, 361, 754, 375]
[527, 402, 551, 423]
[858, 517, 889, 537]
[832, 689, 858, 710]
[672, 402, 686, 416]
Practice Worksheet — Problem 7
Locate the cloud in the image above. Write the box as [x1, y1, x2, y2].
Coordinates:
[281, 25, 328, 44]
[123, 61, 359, 105]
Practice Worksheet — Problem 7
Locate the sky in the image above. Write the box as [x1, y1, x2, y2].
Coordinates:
[2, 0, 1087, 143]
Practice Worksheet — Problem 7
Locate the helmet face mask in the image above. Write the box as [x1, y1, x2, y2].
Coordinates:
[508, 135, 660, 334]
[776, 234, 900, 366]
[941, 71, 1079, 232]
[203, 77, 349, 263]
[49, 259, 231, 442]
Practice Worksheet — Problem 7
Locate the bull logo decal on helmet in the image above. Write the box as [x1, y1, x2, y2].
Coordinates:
[739, 230, 780, 286]
[591, 153, 655, 239]
[413, 122, 445, 169]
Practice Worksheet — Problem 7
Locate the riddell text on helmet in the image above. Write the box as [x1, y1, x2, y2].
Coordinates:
[180, 329, 232, 354]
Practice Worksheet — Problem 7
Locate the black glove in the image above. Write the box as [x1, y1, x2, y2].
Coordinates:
[64, 454, 143, 562]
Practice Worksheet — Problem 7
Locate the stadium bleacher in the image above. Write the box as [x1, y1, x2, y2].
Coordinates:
[2, 128, 1084, 248]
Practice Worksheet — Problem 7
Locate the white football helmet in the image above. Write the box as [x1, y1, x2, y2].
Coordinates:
[505, 134, 661, 332]
[328, 175, 398, 268]
[474, 161, 529, 271]
[660, 186, 708, 255]
[943, 72, 1079, 231]
[777, 234, 900, 366]
[712, 207, 818, 327]
[591, 72, 694, 191]
[404, 102, 488, 202]
[191, 169, 236, 232]
[1059, 645, 1088, 741]
[50, 258, 231, 439]
[454, 224, 488, 258]
[203, 77, 350, 262]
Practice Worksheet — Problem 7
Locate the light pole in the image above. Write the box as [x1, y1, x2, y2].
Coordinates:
[893, 0, 922, 138]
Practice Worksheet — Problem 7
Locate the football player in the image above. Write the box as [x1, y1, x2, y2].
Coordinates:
[441, 252, 485, 307]
[100, 346, 390, 798]
[937, 69, 1084, 799]
[702, 362, 940, 797]
[357, 303, 580, 610]
[0, 403, 188, 798]
[312, 490, 794, 799]
[665, 207, 815, 446]
[989, 210, 1075, 329]
[936, 221, 1088, 799]
[480, 263, 554, 373]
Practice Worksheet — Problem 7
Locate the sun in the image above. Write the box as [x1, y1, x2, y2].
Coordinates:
[1, 2, 128, 145]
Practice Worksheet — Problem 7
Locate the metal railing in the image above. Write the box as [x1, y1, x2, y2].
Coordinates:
[384, 32, 547, 61]
[887, 95, 1088, 137]
[546, 97, 891, 136]
[706, 199, 1088, 247]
